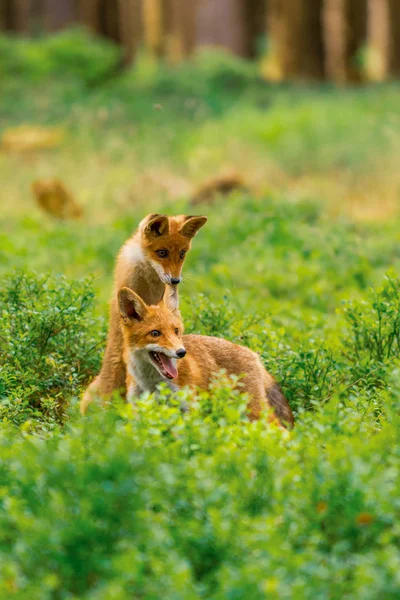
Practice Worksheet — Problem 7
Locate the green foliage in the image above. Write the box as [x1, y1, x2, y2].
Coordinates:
[339, 274, 400, 396]
[133, 49, 259, 115]
[0, 272, 104, 428]
[0, 391, 399, 599]
[342, 274, 400, 364]
[0, 29, 120, 86]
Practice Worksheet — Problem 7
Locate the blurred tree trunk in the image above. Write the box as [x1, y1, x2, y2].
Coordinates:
[268, 0, 324, 79]
[179, 0, 197, 56]
[163, 0, 196, 61]
[118, 0, 142, 64]
[142, 0, 163, 55]
[245, 0, 268, 57]
[99, 0, 121, 42]
[368, 0, 400, 79]
[389, 0, 400, 77]
[0, 0, 12, 30]
[323, 0, 367, 83]
[11, 0, 32, 33]
[43, 0, 75, 31]
[77, 0, 100, 32]
[196, 0, 248, 56]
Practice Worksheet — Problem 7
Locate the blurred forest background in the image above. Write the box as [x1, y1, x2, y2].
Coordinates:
[1, 0, 400, 83]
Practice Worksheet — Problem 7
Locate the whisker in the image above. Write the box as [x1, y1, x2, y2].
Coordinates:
[180, 278, 200, 297]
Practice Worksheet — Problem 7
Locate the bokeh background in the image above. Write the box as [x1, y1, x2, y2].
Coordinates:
[2, 0, 400, 81]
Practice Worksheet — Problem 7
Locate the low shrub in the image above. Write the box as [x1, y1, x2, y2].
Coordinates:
[0, 272, 104, 428]
[0, 29, 120, 86]
[341, 274, 400, 388]
[0, 382, 399, 599]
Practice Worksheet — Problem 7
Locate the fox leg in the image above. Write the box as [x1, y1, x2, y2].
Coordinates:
[80, 312, 127, 414]
[81, 303, 127, 413]
[80, 375, 100, 414]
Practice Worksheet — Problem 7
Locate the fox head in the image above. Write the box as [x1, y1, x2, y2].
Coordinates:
[118, 285, 185, 381]
[139, 213, 207, 286]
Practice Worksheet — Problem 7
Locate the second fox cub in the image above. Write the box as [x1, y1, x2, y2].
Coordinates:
[81, 213, 207, 414]
[118, 287, 294, 427]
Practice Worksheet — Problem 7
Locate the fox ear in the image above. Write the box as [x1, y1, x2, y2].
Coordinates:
[178, 215, 207, 239]
[163, 286, 179, 313]
[118, 287, 148, 322]
[144, 213, 169, 238]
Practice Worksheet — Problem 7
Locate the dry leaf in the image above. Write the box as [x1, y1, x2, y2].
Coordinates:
[191, 170, 248, 206]
[32, 179, 83, 220]
[2, 126, 64, 153]
[356, 512, 374, 526]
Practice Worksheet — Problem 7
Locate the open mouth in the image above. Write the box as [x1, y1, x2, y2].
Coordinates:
[150, 351, 178, 380]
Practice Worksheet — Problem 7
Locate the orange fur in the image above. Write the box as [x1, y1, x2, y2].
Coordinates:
[117, 288, 294, 428]
[80, 214, 207, 414]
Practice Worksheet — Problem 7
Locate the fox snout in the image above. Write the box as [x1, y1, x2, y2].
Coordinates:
[170, 277, 181, 285]
[176, 348, 186, 358]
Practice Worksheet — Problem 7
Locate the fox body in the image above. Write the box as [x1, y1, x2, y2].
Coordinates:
[80, 213, 207, 414]
[118, 287, 294, 427]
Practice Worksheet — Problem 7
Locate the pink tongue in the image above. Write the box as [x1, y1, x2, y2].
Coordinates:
[159, 353, 178, 379]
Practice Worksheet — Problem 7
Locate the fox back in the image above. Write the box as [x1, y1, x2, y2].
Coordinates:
[118, 287, 294, 427]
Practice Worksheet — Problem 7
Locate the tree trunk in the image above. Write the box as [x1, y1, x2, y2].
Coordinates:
[98, 0, 119, 41]
[118, 0, 142, 64]
[196, 0, 248, 56]
[0, 0, 12, 30]
[389, 0, 400, 77]
[163, 0, 196, 62]
[12, 0, 32, 33]
[368, 0, 400, 79]
[43, 0, 76, 31]
[268, 0, 324, 80]
[245, 0, 268, 57]
[142, 0, 163, 55]
[77, 0, 100, 32]
[323, 0, 367, 83]
[179, 0, 197, 56]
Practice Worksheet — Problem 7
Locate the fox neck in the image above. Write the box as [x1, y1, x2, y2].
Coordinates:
[116, 237, 165, 306]
[126, 349, 179, 401]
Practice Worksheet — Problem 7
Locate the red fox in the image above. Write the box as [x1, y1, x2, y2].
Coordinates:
[80, 213, 207, 414]
[117, 286, 294, 427]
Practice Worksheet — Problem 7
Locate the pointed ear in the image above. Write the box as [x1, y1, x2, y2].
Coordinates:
[143, 213, 169, 238]
[162, 286, 179, 313]
[178, 215, 207, 239]
[118, 287, 148, 322]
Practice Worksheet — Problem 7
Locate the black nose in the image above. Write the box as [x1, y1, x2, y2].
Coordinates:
[171, 278, 181, 285]
[176, 348, 186, 358]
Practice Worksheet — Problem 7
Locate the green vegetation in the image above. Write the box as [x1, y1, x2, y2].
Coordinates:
[1, 31, 400, 598]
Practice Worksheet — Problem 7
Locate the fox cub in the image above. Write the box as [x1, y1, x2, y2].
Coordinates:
[118, 286, 294, 427]
[81, 213, 207, 414]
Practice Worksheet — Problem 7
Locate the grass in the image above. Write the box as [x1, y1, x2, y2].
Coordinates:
[1, 30, 400, 598]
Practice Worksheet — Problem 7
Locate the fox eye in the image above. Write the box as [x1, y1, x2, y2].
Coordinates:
[180, 250, 186, 259]
[150, 330, 161, 337]
[174, 328, 179, 335]
[156, 249, 168, 258]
